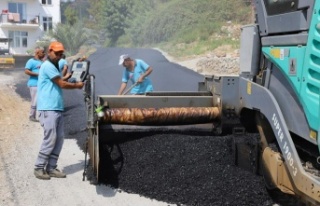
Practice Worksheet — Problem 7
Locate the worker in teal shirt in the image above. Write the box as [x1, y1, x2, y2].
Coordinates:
[34, 41, 84, 180]
[117, 54, 154, 95]
[24, 46, 45, 122]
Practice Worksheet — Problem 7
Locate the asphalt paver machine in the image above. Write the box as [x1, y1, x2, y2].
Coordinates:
[84, 0, 320, 204]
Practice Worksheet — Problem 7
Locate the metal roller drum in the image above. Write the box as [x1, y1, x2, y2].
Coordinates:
[100, 107, 220, 125]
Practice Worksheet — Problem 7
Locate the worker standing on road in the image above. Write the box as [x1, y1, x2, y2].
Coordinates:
[34, 41, 84, 180]
[117, 54, 154, 95]
[24, 46, 45, 122]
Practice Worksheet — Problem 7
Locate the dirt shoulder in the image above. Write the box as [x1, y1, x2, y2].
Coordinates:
[155, 47, 240, 76]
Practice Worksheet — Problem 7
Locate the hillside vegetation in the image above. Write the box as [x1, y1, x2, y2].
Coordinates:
[126, 0, 252, 57]
[60, 0, 253, 58]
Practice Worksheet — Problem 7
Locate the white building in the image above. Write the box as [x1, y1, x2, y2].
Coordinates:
[0, 0, 61, 55]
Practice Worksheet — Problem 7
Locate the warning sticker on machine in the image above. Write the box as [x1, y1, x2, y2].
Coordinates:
[270, 48, 288, 60]
[270, 49, 281, 58]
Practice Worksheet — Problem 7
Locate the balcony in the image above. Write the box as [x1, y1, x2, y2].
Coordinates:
[0, 12, 39, 30]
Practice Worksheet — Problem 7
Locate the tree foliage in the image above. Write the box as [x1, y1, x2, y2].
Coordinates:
[103, 0, 133, 46]
[64, 5, 78, 25]
[124, 0, 157, 46]
[81, 0, 251, 47]
[87, 0, 134, 46]
[61, 0, 90, 25]
[48, 22, 93, 55]
[87, 0, 105, 31]
[139, 0, 251, 44]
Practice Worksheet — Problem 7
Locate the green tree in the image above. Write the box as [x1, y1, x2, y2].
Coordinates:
[48, 22, 92, 55]
[87, 0, 107, 44]
[103, 0, 133, 46]
[124, 0, 156, 46]
[64, 5, 78, 25]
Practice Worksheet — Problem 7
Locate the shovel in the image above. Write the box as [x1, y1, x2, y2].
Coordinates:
[122, 82, 138, 95]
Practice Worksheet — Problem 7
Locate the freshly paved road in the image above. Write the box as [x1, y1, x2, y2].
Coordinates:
[88, 47, 204, 96]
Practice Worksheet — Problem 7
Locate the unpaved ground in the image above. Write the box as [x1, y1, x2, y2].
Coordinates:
[0, 70, 172, 206]
[156, 46, 239, 76]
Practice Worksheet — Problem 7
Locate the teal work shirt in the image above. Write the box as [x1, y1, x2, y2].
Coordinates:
[37, 60, 64, 111]
[122, 59, 153, 94]
[25, 58, 42, 87]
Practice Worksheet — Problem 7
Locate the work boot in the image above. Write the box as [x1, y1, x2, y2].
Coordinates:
[47, 169, 66, 178]
[34, 169, 51, 180]
[29, 116, 39, 122]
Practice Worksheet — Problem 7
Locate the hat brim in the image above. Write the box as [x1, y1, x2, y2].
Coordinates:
[48, 42, 65, 52]
[52, 48, 64, 52]
[119, 59, 124, 65]
[50, 46, 64, 52]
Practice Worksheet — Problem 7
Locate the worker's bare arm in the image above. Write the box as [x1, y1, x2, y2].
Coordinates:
[25, 69, 38, 76]
[118, 82, 127, 95]
[53, 77, 84, 89]
[138, 67, 153, 83]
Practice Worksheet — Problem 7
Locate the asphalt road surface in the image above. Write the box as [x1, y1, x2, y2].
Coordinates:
[15, 47, 301, 206]
[89, 47, 204, 96]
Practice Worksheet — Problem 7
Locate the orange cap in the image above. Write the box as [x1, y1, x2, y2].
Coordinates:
[48, 41, 64, 52]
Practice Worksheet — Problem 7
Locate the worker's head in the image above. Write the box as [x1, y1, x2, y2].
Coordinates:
[119, 54, 132, 67]
[48, 41, 65, 62]
[34, 46, 45, 60]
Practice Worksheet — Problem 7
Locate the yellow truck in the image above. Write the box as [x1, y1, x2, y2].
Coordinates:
[0, 38, 15, 69]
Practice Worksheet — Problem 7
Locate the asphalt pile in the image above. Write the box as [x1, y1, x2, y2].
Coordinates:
[98, 132, 277, 206]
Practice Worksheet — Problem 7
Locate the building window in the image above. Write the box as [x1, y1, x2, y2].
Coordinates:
[9, 31, 28, 48]
[43, 17, 53, 31]
[42, 0, 52, 5]
[8, 2, 26, 23]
